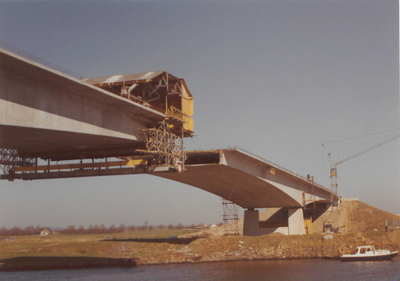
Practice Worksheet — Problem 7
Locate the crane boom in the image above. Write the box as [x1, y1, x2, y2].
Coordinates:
[335, 133, 400, 166]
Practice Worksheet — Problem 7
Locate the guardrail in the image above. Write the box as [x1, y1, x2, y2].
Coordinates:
[231, 146, 331, 193]
[0, 41, 84, 79]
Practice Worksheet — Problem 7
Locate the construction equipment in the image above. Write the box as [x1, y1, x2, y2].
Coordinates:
[1, 70, 194, 180]
[84, 71, 194, 172]
[324, 133, 400, 232]
[83, 71, 194, 138]
[222, 198, 239, 235]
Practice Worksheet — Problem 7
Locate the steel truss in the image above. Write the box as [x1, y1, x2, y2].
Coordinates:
[0, 148, 36, 174]
[142, 122, 185, 170]
[0, 157, 151, 181]
[222, 199, 239, 235]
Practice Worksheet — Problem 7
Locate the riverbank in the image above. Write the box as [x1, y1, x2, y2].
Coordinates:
[1, 230, 399, 271]
[135, 231, 400, 265]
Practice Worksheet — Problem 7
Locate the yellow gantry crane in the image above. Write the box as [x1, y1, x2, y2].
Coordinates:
[323, 133, 400, 232]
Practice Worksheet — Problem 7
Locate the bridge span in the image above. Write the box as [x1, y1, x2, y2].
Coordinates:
[0, 48, 335, 235]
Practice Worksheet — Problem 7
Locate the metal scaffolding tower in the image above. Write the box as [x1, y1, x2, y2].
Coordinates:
[222, 198, 239, 235]
[142, 122, 185, 171]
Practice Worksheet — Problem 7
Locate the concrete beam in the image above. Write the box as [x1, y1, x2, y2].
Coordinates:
[0, 48, 165, 156]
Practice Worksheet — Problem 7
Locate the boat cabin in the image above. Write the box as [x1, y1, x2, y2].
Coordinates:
[357, 246, 375, 255]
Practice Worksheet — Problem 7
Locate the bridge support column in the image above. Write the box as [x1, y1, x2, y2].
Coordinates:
[288, 208, 306, 235]
[243, 208, 259, 236]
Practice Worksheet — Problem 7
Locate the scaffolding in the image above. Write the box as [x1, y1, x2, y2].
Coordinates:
[222, 198, 239, 235]
[0, 148, 36, 175]
[142, 122, 185, 171]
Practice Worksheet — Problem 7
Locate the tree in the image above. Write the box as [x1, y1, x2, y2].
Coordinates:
[65, 225, 76, 234]
[108, 224, 117, 233]
[25, 225, 35, 235]
[10, 226, 21, 236]
[99, 224, 106, 234]
[35, 225, 41, 233]
[92, 225, 100, 234]
[78, 225, 85, 234]
[0, 226, 8, 236]
[118, 224, 126, 233]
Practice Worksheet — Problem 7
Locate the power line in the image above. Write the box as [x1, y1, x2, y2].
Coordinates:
[322, 128, 400, 145]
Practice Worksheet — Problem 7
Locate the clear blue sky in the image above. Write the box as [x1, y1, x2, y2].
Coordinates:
[0, 0, 399, 228]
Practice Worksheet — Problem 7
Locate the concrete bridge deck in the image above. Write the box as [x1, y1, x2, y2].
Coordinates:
[157, 149, 332, 209]
[159, 148, 333, 236]
[0, 48, 165, 160]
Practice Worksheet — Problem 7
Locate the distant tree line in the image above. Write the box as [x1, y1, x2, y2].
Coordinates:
[0, 225, 48, 236]
[0, 222, 204, 236]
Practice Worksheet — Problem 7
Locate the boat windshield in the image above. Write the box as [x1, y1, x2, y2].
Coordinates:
[358, 246, 375, 254]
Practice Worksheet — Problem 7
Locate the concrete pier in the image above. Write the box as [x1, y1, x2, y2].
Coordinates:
[288, 208, 306, 235]
[243, 209, 260, 236]
[243, 207, 306, 236]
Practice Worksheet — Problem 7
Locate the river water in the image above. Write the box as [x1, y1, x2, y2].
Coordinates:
[1, 258, 399, 281]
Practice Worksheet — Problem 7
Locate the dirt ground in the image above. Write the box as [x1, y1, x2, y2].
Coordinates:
[1, 199, 399, 270]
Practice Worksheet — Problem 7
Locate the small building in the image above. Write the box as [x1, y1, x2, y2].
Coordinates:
[40, 228, 51, 236]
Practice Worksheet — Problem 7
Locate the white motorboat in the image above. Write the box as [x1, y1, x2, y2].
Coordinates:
[340, 245, 398, 262]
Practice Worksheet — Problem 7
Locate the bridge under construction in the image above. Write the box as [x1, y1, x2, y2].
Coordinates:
[0, 48, 336, 236]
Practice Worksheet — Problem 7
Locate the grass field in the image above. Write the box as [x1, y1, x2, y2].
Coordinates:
[0, 229, 198, 260]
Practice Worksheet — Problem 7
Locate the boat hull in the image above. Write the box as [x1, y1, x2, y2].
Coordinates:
[340, 251, 398, 262]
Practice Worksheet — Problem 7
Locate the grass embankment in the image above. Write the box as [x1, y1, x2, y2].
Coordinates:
[1, 229, 399, 270]
[0, 229, 197, 270]
[0, 229, 198, 259]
